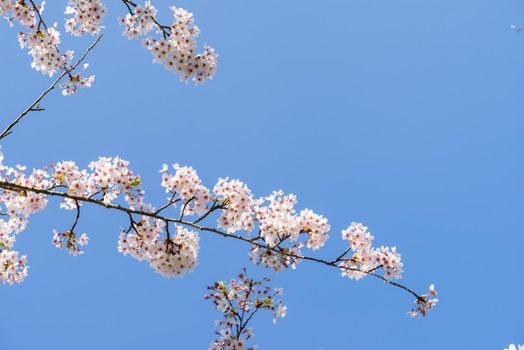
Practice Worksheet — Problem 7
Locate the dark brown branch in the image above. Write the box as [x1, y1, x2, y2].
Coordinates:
[332, 246, 352, 263]
[70, 200, 81, 232]
[0, 35, 103, 141]
[154, 191, 179, 215]
[179, 196, 195, 220]
[192, 201, 226, 224]
[0, 181, 424, 302]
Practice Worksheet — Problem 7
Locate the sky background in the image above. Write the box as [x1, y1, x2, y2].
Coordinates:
[0, 0, 523, 349]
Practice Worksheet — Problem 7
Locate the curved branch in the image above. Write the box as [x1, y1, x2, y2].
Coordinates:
[0, 180, 424, 302]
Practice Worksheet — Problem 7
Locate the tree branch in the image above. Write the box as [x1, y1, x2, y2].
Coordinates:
[0, 180, 424, 302]
[0, 35, 103, 142]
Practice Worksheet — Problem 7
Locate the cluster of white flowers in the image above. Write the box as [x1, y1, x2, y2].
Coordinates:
[119, 2, 217, 84]
[0, 152, 49, 284]
[60, 63, 95, 96]
[18, 25, 72, 77]
[160, 163, 211, 215]
[254, 191, 329, 250]
[87, 156, 144, 206]
[149, 226, 200, 277]
[254, 192, 301, 246]
[64, 0, 106, 36]
[214, 178, 255, 233]
[11, 1, 39, 28]
[300, 208, 330, 250]
[118, 217, 164, 261]
[118, 0, 157, 39]
[52, 229, 89, 256]
[118, 217, 200, 278]
[339, 222, 403, 281]
[249, 243, 303, 271]
[0, 250, 28, 285]
[408, 284, 439, 317]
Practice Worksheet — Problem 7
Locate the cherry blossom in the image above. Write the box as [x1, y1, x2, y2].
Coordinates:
[64, 0, 106, 36]
[87, 156, 144, 207]
[249, 243, 303, 271]
[408, 284, 439, 317]
[339, 222, 403, 281]
[160, 163, 211, 215]
[119, 0, 157, 39]
[52, 229, 89, 256]
[120, 1, 217, 84]
[0, 249, 28, 285]
[12, 0, 38, 28]
[505, 345, 524, 350]
[148, 225, 200, 277]
[214, 178, 255, 233]
[60, 63, 95, 96]
[18, 24, 71, 77]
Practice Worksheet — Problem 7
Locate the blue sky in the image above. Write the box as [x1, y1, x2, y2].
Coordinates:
[0, 0, 523, 349]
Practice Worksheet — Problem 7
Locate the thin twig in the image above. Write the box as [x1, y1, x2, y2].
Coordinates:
[70, 200, 81, 232]
[0, 35, 103, 141]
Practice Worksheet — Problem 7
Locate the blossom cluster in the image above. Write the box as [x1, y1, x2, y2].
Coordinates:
[59, 63, 95, 96]
[0, 249, 27, 285]
[1, 0, 38, 28]
[505, 345, 524, 350]
[339, 222, 403, 281]
[255, 191, 330, 250]
[205, 271, 286, 350]
[214, 178, 255, 233]
[53, 229, 89, 256]
[119, 1, 217, 84]
[0, 152, 49, 284]
[65, 0, 106, 36]
[119, 0, 157, 39]
[248, 191, 329, 271]
[18, 24, 71, 77]
[160, 163, 211, 215]
[159, 164, 330, 272]
[2, 0, 97, 95]
[408, 284, 439, 317]
[118, 220, 200, 278]
[249, 242, 303, 272]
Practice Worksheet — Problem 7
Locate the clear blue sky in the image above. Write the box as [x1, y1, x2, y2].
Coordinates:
[0, 0, 523, 349]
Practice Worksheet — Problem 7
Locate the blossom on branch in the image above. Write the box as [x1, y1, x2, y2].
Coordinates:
[0, 148, 437, 317]
[18, 24, 71, 77]
[206, 270, 286, 350]
[120, 1, 217, 84]
[339, 222, 403, 281]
